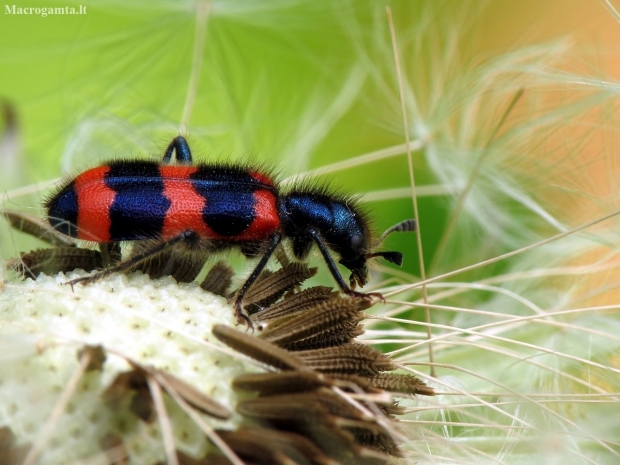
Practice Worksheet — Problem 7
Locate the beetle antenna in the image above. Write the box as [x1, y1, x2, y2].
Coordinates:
[365, 251, 403, 266]
[375, 219, 416, 246]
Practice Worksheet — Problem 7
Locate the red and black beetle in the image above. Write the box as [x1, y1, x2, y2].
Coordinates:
[45, 136, 414, 325]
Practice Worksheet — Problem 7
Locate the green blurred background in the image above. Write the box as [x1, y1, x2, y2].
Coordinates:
[1, 0, 619, 285]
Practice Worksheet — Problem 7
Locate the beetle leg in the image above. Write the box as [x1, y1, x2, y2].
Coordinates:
[161, 136, 193, 165]
[99, 241, 122, 267]
[68, 230, 200, 286]
[307, 229, 384, 303]
[232, 232, 282, 328]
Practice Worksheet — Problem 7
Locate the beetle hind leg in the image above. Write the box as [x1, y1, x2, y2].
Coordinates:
[67, 230, 202, 287]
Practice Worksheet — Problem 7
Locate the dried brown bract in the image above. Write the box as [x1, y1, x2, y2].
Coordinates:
[77, 344, 107, 371]
[99, 433, 129, 465]
[232, 371, 328, 395]
[213, 324, 307, 371]
[241, 263, 317, 311]
[215, 427, 337, 465]
[251, 286, 336, 325]
[200, 261, 234, 296]
[367, 372, 436, 397]
[149, 367, 231, 420]
[258, 298, 368, 350]
[294, 344, 395, 376]
[7, 247, 104, 279]
[3, 211, 101, 278]
[0, 427, 30, 465]
[102, 362, 231, 423]
[3, 211, 76, 247]
[102, 368, 155, 422]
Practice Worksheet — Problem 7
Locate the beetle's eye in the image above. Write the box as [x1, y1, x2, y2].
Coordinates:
[349, 234, 363, 250]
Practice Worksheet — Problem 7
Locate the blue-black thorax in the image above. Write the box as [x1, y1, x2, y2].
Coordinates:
[279, 192, 369, 263]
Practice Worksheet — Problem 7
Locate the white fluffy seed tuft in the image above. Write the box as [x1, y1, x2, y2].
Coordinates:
[0, 271, 252, 464]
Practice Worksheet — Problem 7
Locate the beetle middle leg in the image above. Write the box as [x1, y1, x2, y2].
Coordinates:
[231, 232, 283, 328]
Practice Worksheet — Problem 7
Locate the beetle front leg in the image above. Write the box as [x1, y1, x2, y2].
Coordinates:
[307, 229, 384, 303]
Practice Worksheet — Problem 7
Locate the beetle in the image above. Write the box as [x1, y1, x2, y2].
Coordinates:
[45, 136, 415, 326]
